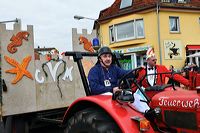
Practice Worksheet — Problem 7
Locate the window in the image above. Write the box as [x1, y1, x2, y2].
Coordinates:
[120, 0, 132, 9]
[186, 50, 200, 67]
[161, 0, 170, 2]
[168, 0, 189, 3]
[199, 17, 200, 25]
[177, 0, 187, 3]
[109, 26, 115, 43]
[170, 0, 177, 3]
[109, 19, 145, 43]
[115, 21, 135, 41]
[120, 55, 132, 70]
[136, 19, 144, 38]
[169, 16, 180, 33]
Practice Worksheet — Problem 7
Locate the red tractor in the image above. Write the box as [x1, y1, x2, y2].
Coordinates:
[62, 52, 200, 133]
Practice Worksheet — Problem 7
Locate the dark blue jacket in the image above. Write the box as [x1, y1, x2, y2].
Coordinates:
[88, 63, 131, 95]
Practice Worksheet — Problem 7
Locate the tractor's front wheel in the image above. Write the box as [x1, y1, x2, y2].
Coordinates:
[64, 107, 121, 133]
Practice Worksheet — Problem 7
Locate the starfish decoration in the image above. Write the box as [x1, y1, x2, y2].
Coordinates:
[4, 55, 33, 84]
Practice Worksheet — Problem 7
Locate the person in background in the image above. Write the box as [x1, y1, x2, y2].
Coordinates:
[165, 65, 180, 86]
[188, 63, 200, 72]
[164, 65, 174, 84]
[88, 46, 133, 95]
[180, 70, 189, 89]
[133, 47, 189, 89]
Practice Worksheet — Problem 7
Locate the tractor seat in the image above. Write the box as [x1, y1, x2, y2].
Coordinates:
[145, 84, 172, 91]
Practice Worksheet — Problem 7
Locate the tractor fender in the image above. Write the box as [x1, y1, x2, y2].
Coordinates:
[62, 95, 154, 133]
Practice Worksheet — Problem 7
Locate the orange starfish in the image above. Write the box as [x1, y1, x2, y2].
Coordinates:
[4, 55, 33, 84]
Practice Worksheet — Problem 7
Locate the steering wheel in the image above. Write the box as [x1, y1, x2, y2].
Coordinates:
[113, 67, 150, 103]
[118, 67, 144, 91]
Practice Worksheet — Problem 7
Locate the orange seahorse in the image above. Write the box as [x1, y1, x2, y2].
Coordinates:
[79, 35, 95, 53]
[7, 31, 30, 54]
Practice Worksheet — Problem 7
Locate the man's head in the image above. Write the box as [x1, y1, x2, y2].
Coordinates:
[146, 47, 157, 67]
[98, 46, 112, 68]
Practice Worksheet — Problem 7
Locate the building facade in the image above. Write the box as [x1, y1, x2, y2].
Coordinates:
[97, 0, 200, 70]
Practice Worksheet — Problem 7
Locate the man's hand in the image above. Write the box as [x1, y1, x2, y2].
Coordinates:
[112, 87, 122, 93]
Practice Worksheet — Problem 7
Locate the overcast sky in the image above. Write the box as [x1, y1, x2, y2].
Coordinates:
[0, 0, 114, 52]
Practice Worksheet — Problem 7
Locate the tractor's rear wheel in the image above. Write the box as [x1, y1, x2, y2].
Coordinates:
[64, 107, 121, 133]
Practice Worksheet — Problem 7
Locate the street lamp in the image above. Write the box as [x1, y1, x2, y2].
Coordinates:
[74, 15, 102, 50]
[0, 18, 18, 24]
[74, 15, 96, 21]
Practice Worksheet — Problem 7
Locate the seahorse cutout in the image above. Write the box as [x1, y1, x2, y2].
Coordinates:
[79, 35, 95, 52]
[7, 31, 30, 54]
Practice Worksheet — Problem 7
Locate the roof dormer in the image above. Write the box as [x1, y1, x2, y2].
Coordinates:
[120, 0, 133, 9]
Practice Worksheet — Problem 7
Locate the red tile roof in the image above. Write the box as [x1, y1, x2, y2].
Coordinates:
[98, 0, 200, 22]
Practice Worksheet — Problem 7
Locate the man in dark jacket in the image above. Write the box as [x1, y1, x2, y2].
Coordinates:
[88, 46, 131, 95]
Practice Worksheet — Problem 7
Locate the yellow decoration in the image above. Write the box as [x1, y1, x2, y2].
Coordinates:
[4, 56, 33, 84]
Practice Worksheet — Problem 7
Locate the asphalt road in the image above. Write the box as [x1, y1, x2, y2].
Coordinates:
[0, 122, 4, 132]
